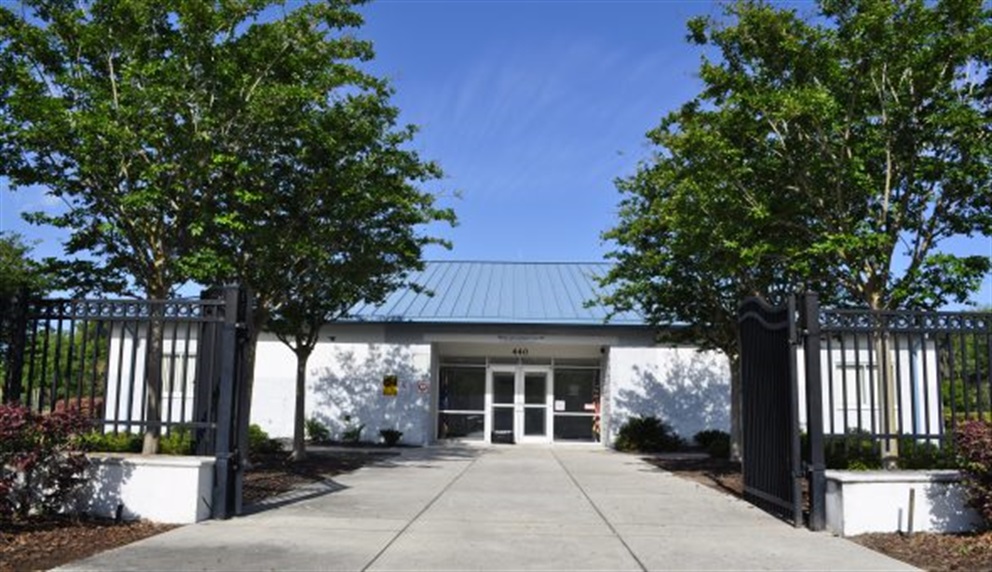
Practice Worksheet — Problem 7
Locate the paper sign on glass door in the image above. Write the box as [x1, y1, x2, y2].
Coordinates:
[554, 400, 566, 411]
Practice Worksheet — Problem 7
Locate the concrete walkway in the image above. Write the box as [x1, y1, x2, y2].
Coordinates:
[64, 446, 915, 571]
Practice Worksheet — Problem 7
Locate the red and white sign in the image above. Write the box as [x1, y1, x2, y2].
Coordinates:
[417, 381, 430, 393]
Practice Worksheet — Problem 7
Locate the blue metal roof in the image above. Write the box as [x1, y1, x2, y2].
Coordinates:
[345, 261, 645, 325]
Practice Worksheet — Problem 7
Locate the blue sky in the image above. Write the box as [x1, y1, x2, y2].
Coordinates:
[1, 0, 989, 306]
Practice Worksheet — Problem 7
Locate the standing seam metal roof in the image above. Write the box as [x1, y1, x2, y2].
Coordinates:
[346, 261, 645, 325]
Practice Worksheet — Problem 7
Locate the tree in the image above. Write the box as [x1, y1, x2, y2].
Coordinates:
[601, 0, 992, 460]
[0, 0, 453, 455]
[0, 233, 48, 299]
[154, 0, 457, 461]
[0, 232, 51, 400]
[265, 188, 451, 460]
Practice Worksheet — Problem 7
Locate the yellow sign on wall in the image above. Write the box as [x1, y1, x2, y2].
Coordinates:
[383, 375, 398, 396]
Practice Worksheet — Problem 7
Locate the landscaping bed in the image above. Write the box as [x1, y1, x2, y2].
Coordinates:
[1, 448, 392, 571]
[0, 516, 175, 572]
[649, 455, 992, 572]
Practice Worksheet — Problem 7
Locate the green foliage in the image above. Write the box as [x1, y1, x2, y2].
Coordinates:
[159, 426, 195, 456]
[0, 0, 455, 455]
[954, 421, 992, 527]
[824, 432, 883, 471]
[614, 416, 685, 453]
[77, 431, 142, 454]
[342, 423, 365, 444]
[897, 439, 957, 471]
[305, 417, 331, 443]
[605, 0, 992, 320]
[694, 429, 731, 459]
[0, 233, 50, 393]
[248, 424, 282, 456]
[78, 427, 195, 456]
[601, 0, 992, 459]
[939, 329, 992, 421]
[0, 233, 49, 299]
[6, 324, 111, 411]
[379, 428, 403, 447]
[819, 431, 957, 470]
[0, 405, 90, 521]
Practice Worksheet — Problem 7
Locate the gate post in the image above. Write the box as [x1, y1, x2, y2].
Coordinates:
[212, 286, 241, 520]
[802, 292, 826, 531]
[3, 288, 29, 404]
[232, 287, 253, 516]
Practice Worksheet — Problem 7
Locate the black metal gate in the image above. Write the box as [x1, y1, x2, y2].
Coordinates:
[738, 294, 828, 530]
[738, 296, 803, 526]
[1, 285, 253, 519]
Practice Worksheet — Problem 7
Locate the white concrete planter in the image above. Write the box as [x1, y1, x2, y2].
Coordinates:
[77, 454, 215, 524]
[826, 470, 983, 536]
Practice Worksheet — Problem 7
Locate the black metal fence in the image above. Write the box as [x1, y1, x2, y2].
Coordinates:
[739, 292, 992, 531]
[1, 286, 253, 519]
[812, 303, 992, 470]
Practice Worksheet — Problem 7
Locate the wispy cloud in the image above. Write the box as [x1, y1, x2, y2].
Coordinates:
[399, 36, 699, 207]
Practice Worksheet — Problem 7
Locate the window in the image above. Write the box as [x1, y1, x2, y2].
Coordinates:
[552, 368, 600, 442]
[437, 367, 485, 440]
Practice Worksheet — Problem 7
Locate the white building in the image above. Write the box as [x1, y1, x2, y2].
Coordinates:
[99, 262, 948, 449]
[250, 261, 732, 446]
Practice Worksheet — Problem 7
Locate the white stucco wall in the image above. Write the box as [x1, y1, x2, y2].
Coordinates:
[78, 454, 214, 524]
[796, 339, 942, 438]
[104, 324, 198, 432]
[251, 339, 433, 445]
[825, 470, 982, 535]
[607, 346, 731, 443]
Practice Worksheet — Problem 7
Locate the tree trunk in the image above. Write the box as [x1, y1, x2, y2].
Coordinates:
[238, 323, 263, 468]
[729, 354, 743, 462]
[142, 293, 167, 455]
[867, 293, 899, 469]
[874, 329, 900, 468]
[290, 348, 310, 461]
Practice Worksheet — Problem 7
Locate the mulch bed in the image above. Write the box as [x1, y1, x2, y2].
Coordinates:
[1, 448, 393, 571]
[648, 454, 992, 572]
[851, 531, 992, 571]
[0, 516, 176, 572]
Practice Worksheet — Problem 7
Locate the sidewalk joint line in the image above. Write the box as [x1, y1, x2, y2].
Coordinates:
[552, 449, 649, 572]
[360, 451, 482, 572]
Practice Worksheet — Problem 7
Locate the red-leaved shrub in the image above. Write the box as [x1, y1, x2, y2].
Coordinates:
[954, 420, 992, 527]
[0, 404, 90, 521]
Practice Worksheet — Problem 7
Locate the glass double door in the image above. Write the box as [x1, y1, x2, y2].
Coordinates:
[488, 366, 551, 443]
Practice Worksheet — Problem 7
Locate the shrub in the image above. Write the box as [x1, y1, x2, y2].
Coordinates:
[342, 423, 365, 444]
[823, 430, 882, 470]
[954, 420, 992, 527]
[160, 426, 195, 455]
[305, 417, 330, 442]
[379, 428, 403, 447]
[0, 404, 90, 521]
[614, 416, 685, 453]
[248, 424, 282, 456]
[694, 429, 731, 459]
[78, 431, 143, 453]
[896, 438, 956, 470]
